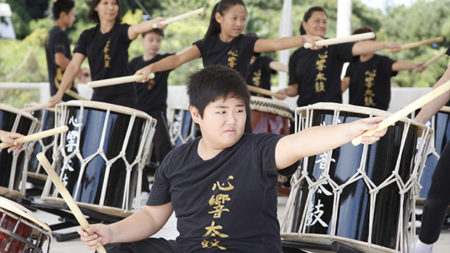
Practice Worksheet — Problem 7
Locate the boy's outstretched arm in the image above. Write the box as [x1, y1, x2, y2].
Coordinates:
[135, 45, 201, 82]
[78, 202, 173, 250]
[274, 117, 386, 170]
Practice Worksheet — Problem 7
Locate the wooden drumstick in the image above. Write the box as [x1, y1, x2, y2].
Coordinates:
[23, 103, 50, 112]
[246, 85, 278, 97]
[422, 50, 447, 68]
[0, 125, 69, 149]
[65, 90, 87, 100]
[87, 73, 155, 88]
[152, 8, 205, 28]
[399, 37, 443, 50]
[352, 80, 450, 146]
[303, 32, 375, 49]
[36, 153, 107, 253]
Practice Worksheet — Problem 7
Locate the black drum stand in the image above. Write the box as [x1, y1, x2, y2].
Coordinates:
[12, 196, 121, 242]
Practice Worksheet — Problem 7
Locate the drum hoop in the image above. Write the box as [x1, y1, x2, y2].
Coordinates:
[296, 102, 430, 129]
[0, 209, 51, 252]
[0, 104, 40, 123]
[281, 233, 399, 253]
[61, 100, 152, 120]
[250, 96, 294, 120]
[0, 197, 51, 232]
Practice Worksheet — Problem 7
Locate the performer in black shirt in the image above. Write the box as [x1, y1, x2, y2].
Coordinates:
[128, 29, 173, 175]
[78, 65, 386, 253]
[342, 27, 426, 110]
[45, 0, 78, 101]
[275, 6, 402, 107]
[48, 0, 167, 108]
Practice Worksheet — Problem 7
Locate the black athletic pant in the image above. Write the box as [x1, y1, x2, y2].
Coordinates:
[419, 141, 450, 243]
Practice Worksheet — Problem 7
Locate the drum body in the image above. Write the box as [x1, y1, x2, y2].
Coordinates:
[418, 107, 450, 201]
[280, 103, 432, 253]
[41, 101, 156, 217]
[0, 104, 40, 197]
[0, 196, 51, 253]
[27, 108, 56, 182]
[168, 107, 198, 147]
[250, 96, 293, 135]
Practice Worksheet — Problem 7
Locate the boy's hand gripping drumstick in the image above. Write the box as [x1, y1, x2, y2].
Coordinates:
[87, 73, 156, 88]
[37, 153, 107, 253]
[0, 126, 69, 149]
[352, 80, 450, 146]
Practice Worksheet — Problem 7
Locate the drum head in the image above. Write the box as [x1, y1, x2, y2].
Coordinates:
[0, 197, 51, 233]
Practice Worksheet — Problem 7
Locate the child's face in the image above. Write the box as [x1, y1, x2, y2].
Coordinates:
[141, 32, 163, 56]
[216, 4, 247, 39]
[192, 96, 246, 149]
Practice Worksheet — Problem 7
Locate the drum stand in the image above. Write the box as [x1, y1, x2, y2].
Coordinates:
[13, 197, 122, 242]
[282, 240, 364, 253]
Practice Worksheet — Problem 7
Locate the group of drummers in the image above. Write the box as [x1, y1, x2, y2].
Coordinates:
[1, 0, 449, 252]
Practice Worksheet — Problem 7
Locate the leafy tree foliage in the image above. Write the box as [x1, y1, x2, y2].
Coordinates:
[1, 0, 448, 109]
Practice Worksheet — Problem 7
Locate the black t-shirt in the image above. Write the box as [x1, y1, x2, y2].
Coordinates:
[45, 26, 78, 101]
[289, 43, 354, 106]
[74, 23, 136, 107]
[246, 56, 276, 98]
[345, 54, 397, 110]
[128, 54, 173, 114]
[194, 34, 258, 79]
[148, 133, 296, 253]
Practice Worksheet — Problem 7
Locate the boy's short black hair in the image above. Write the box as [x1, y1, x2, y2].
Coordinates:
[142, 28, 164, 38]
[352, 26, 376, 40]
[52, 0, 75, 20]
[188, 65, 250, 117]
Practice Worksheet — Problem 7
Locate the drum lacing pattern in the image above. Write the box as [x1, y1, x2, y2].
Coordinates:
[1, 110, 40, 196]
[168, 108, 197, 145]
[280, 105, 432, 253]
[42, 103, 156, 215]
[27, 110, 57, 179]
[250, 97, 294, 121]
[0, 207, 51, 253]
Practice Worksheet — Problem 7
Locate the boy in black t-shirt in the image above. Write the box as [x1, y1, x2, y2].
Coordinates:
[78, 65, 386, 253]
[128, 29, 173, 195]
[341, 26, 426, 110]
[45, 0, 78, 101]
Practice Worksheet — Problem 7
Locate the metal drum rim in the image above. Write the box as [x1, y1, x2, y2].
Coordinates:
[0, 196, 51, 233]
[295, 102, 431, 130]
[0, 104, 41, 124]
[60, 100, 152, 120]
